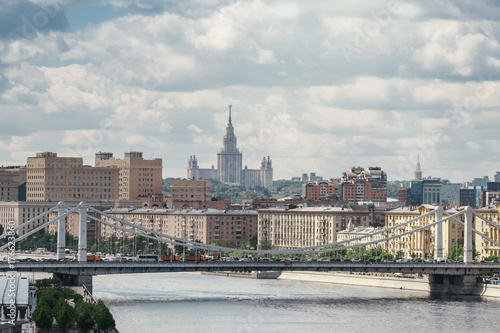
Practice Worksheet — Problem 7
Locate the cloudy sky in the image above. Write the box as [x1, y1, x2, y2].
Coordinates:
[1, 0, 499, 182]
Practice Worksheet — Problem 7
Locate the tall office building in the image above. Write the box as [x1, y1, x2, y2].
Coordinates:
[26, 152, 119, 203]
[95, 151, 163, 201]
[0, 167, 26, 201]
[187, 106, 273, 189]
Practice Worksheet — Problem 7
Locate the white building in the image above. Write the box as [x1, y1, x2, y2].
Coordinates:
[336, 218, 386, 249]
[0, 201, 55, 236]
[258, 205, 370, 250]
[187, 106, 273, 189]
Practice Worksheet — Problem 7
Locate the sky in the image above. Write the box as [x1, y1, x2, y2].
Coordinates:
[1, 0, 500, 183]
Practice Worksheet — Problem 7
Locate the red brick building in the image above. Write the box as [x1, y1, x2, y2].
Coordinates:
[342, 179, 386, 203]
[302, 180, 338, 201]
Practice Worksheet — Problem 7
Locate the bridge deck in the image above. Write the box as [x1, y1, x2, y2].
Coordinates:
[2, 261, 500, 276]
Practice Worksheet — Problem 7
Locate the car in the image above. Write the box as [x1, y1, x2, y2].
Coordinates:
[318, 258, 330, 262]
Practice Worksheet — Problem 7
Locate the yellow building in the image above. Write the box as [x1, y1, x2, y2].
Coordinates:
[474, 203, 500, 259]
[385, 205, 465, 260]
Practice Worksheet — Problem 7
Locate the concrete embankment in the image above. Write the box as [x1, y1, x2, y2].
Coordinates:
[279, 271, 500, 298]
[201, 271, 281, 279]
[279, 271, 429, 292]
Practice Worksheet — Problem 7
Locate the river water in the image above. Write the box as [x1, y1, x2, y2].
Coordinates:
[93, 273, 500, 333]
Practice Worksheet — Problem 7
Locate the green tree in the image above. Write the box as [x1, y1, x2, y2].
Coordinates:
[259, 237, 273, 250]
[95, 300, 116, 332]
[395, 250, 405, 260]
[449, 244, 464, 261]
[54, 299, 75, 332]
[75, 301, 96, 333]
[33, 302, 53, 333]
[249, 235, 258, 249]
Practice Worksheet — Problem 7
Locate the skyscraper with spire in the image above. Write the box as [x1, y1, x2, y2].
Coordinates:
[217, 105, 243, 185]
[187, 106, 273, 189]
[414, 154, 422, 180]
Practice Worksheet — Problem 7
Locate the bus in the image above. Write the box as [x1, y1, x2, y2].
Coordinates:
[136, 254, 158, 262]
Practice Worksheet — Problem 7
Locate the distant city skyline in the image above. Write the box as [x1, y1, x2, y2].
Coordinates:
[1, 1, 500, 182]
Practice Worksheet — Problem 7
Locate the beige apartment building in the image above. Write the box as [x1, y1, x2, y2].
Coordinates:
[0, 201, 55, 236]
[170, 179, 211, 204]
[26, 152, 119, 203]
[100, 207, 257, 248]
[95, 152, 162, 201]
[257, 205, 370, 250]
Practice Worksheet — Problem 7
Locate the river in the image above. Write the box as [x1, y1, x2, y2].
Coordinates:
[93, 272, 500, 333]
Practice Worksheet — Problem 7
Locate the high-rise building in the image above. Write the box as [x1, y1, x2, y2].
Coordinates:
[414, 155, 422, 180]
[410, 178, 441, 206]
[408, 160, 442, 206]
[440, 180, 461, 207]
[26, 152, 119, 203]
[0, 167, 26, 201]
[459, 189, 475, 207]
[495, 172, 500, 183]
[95, 151, 163, 201]
[340, 166, 387, 203]
[187, 106, 273, 189]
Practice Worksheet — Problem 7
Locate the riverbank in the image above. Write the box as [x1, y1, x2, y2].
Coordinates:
[278, 271, 500, 298]
[280, 271, 429, 292]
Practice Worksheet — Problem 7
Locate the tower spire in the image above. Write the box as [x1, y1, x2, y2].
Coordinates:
[228, 105, 232, 124]
[415, 153, 422, 180]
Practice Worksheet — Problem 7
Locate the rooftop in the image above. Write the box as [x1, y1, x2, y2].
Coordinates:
[105, 207, 257, 216]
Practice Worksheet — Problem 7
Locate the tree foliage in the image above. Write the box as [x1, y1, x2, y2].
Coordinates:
[259, 237, 273, 250]
[75, 301, 96, 332]
[33, 302, 53, 332]
[54, 299, 75, 332]
[95, 300, 116, 332]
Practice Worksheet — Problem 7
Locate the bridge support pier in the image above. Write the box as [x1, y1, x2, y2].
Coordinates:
[428, 274, 482, 295]
[54, 273, 93, 294]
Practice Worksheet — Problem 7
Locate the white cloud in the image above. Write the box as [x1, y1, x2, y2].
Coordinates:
[1, 1, 500, 182]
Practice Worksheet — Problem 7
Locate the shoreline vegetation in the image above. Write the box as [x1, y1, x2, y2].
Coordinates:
[32, 277, 117, 333]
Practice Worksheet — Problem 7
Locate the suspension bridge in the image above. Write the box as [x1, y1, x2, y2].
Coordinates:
[1, 202, 500, 295]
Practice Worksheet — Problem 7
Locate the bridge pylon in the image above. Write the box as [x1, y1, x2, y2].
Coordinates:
[78, 202, 88, 262]
[56, 202, 68, 261]
[434, 206, 444, 260]
[464, 206, 473, 264]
